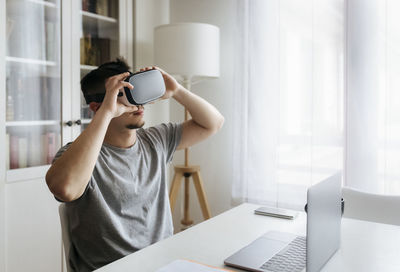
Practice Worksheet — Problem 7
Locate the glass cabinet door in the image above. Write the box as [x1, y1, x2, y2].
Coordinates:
[5, 0, 62, 170]
[79, 0, 120, 130]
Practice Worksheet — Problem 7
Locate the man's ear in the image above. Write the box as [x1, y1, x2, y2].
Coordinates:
[89, 102, 101, 113]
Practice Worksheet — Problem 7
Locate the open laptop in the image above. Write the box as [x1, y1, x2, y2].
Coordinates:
[224, 173, 342, 272]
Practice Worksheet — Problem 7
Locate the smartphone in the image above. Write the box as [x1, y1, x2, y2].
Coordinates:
[254, 206, 298, 220]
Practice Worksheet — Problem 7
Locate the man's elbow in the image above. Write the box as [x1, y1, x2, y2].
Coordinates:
[45, 171, 76, 202]
[211, 114, 225, 134]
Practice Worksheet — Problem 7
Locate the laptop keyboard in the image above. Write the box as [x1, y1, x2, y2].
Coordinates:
[260, 236, 306, 272]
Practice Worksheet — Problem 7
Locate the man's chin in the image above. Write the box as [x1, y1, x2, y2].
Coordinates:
[126, 121, 145, 130]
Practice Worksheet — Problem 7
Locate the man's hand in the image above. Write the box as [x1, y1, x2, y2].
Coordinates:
[100, 72, 138, 117]
[139, 66, 181, 100]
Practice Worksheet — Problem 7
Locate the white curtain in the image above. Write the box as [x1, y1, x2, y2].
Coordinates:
[346, 0, 400, 194]
[233, 0, 400, 209]
[232, 0, 344, 210]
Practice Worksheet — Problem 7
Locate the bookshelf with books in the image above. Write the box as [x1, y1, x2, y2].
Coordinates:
[79, 0, 121, 132]
[1, 0, 133, 270]
[2, 1, 62, 272]
[4, 0, 62, 174]
[2, 0, 133, 176]
[6, 126, 60, 170]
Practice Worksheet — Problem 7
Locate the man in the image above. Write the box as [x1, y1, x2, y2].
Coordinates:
[45, 58, 224, 271]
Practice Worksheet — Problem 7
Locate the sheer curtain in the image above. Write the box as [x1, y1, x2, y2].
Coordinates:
[232, 0, 345, 210]
[346, 0, 400, 194]
[233, 0, 400, 209]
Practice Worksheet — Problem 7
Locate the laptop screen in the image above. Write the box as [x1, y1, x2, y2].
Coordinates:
[306, 172, 342, 272]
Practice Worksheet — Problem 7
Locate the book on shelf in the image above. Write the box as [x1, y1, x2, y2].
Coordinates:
[29, 131, 43, 167]
[6, 93, 15, 122]
[82, 0, 115, 17]
[6, 72, 61, 121]
[28, 76, 42, 121]
[80, 35, 110, 66]
[10, 135, 19, 169]
[18, 137, 28, 168]
[82, 0, 98, 14]
[42, 132, 57, 164]
[6, 134, 10, 170]
[96, 0, 109, 17]
[45, 21, 59, 62]
[9, 134, 29, 169]
[80, 35, 96, 66]
[7, 70, 31, 121]
[14, 76, 26, 121]
[47, 132, 57, 164]
[41, 76, 61, 120]
[8, 131, 60, 169]
[82, 0, 89, 11]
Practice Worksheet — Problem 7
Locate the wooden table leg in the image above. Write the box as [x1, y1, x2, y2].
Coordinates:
[192, 171, 211, 220]
[181, 177, 194, 226]
[169, 172, 183, 213]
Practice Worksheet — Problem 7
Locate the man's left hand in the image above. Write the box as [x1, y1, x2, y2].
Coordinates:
[139, 66, 181, 100]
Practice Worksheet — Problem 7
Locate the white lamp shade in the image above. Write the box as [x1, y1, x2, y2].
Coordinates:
[154, 23, 220, 79]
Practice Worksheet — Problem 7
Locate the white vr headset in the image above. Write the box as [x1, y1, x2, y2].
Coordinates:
[85, 69, 166, 106]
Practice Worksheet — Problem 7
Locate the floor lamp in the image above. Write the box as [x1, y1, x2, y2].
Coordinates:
[154, 23, 220, 228]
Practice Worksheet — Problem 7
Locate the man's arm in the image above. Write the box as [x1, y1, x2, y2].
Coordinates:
[173, 86, 224, 150]
[45, 72, 137, 202]
[148, 66, 224, 150]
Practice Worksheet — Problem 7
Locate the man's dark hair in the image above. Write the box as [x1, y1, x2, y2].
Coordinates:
[81, 57, 131, 104]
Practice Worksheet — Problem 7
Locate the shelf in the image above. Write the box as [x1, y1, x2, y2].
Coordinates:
[6, 56, 58, 67]
[6, 120, 60, 127]
[7, 0, 60, 22]
[27, 0, 57, 8]
[7, 165, 51, 183]
[80, 64, 98, 71]
[81, 10, 119, 40]
[81, 10, 117, 23]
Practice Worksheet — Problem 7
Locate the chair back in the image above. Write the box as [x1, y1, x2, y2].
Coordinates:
[342, 187, 400, 226]
[59, 204, 72, 272]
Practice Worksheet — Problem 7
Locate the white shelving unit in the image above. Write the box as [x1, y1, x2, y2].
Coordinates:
[80, 64, 98, 70]
[81, 10, 118, 23]
[6, 56, 58, 66]
[6, 120, 60, 127]
[27, 0, 57, 8]
[0, 0, 133, 271]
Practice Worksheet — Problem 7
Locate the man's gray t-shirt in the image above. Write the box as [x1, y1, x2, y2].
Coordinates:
[54, 123, 182, 271]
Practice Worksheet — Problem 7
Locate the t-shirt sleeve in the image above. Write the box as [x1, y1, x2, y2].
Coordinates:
[52, 142, 73, 163]
[145, 122, 183, 163]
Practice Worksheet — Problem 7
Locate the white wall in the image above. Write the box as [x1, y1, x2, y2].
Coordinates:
[169, 0, 237, 230]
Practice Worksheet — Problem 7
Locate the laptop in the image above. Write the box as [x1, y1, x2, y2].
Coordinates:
[224, 173, 342, 272]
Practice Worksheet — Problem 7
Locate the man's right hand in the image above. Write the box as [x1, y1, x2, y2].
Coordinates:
[100, 72, 138, 118]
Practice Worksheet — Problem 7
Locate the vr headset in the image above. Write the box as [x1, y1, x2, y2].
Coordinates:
[85, 69, 166, 106]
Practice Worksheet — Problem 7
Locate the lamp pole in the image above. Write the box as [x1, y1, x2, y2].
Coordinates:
[181, 77, 193, 227]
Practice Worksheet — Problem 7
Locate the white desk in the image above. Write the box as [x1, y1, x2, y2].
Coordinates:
[97, 203, 400, 271]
